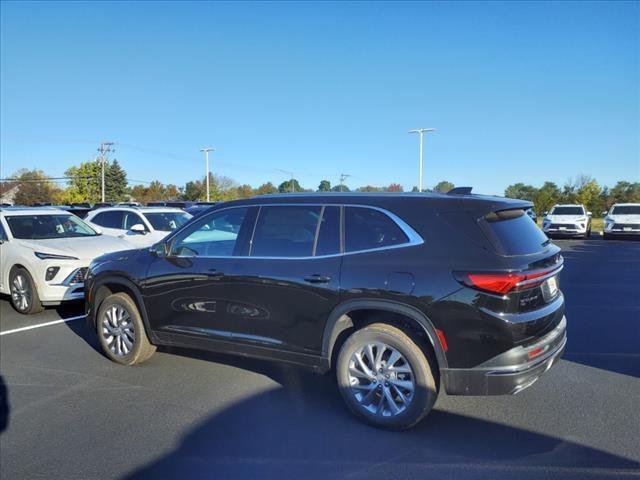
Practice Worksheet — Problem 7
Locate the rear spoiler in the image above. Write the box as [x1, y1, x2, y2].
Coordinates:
[448, 187, 473, 195]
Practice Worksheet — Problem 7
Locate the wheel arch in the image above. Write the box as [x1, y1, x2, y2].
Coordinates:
[89, 275, 156, 343]
[322, 299, 448, 372]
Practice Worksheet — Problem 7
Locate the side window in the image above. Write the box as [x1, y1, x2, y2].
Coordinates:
[92, 211, 124, 229]
[315, 206, 341, 256]
[345, 207, 409, 253]
[251, 206, 321, 258]
[172, 207, 249, 257]
[123, 212, 146, 230]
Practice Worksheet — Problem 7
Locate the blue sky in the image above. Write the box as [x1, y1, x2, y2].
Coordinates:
[1, 1, 638, 194]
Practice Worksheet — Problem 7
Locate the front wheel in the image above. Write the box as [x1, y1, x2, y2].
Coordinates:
[336, 323, 438, 430]
[9, 267, 43, 315]
[96, 292, 156, 365]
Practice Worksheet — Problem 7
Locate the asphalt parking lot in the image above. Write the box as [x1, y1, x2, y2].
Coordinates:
[1, 238, 639, 480]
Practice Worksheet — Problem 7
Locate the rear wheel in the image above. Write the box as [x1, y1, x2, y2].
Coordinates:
[9, 267, 43, 315]
[336, 323, 438, 430]
[96, 292, 156, 365]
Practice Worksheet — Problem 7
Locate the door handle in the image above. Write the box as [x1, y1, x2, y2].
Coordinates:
[208, 269, 224, 278]
[303, 274, 331, 284]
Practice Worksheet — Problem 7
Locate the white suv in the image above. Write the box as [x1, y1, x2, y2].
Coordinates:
[603, 203, 640, 239]
[84, 207, 192, 248]
[0, 207, 130, 314]
[542, 204, 592, 239]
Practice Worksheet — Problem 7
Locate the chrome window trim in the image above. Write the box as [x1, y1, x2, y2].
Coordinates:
[170, 203, 424, 260]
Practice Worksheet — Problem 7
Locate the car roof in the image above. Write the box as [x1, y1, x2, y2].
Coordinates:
[0, 206, 71, 216]
[89, 206, 186, 214]
[552, 204, 585, 208]
[207, 192, 532, 214]
[611, 203, 640, 207]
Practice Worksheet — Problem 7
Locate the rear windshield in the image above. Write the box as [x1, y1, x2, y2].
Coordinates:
[551, 206, 584, 215]
[143, 212, 192, 231]
[611, 205, 640, 215]
[484, 209, 549, 255]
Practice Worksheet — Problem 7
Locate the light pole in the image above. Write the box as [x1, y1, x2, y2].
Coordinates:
[200, 148, 214, 201]
[339, 173, 351, 192]
[408, 128, 435, 192]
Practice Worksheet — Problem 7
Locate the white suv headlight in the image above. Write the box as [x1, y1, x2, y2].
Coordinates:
[34, 252, 79, 260]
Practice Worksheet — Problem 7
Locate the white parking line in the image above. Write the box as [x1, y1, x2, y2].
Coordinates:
[0, 315, 86, 336]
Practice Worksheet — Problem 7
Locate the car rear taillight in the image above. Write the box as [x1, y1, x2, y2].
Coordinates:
[456, 267, 559, 295]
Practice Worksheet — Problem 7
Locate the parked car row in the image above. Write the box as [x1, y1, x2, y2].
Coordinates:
[540, 202, 640, 239]
[1, 195, 636, 429]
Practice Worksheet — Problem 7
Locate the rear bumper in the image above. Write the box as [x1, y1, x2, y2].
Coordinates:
[442, 316, 567, 395]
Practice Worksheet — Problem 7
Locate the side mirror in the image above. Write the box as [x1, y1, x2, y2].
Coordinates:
[543, 211, 548, 216]
[587, 212, 592, 216]
[130, 224, 147, 235]
[151, 241, 168, 257]
[602, 211, 608, 216]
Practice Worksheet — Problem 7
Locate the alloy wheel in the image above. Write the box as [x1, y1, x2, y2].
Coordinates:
[102, 305, 136, 357]
[347, 342, 415, 417]
[11, 274, 31, 312]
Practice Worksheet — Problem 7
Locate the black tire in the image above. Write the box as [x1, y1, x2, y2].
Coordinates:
[9, 267, 43, 315]
[96, 292, 156, 365]
[336, 323, 438, 430]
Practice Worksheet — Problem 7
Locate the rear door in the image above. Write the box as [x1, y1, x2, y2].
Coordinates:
[229, 205, 343, 355]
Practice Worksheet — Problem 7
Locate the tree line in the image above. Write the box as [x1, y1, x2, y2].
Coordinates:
[1, 162, 637, 216]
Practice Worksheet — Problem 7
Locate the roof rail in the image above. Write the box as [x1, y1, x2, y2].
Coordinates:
[448, 187, 473, 195]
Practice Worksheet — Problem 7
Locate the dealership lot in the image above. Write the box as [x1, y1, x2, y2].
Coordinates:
[0, 238, 638, 479]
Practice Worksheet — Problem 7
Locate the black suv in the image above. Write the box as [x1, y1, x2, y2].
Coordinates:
[85, 193, 567, 430]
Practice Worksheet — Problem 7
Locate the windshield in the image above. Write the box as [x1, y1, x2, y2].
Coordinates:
[143, 212, 192, 232]
[551, 206, 584, 216]
[611, 205, 640, 215]
[5, 214, 98, 239]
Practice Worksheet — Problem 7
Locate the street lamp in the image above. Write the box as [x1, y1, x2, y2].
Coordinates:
[200, 148, 214, 201]
[408, 128, 435, 192]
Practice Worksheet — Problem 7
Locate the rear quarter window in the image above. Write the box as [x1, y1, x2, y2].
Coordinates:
[484, 209, 549, 255]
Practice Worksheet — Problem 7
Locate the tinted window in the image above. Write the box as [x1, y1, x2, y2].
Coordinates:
[551, 206, 584, 215]
[345, 207, 408, 253]
[123, 212, 146, 230]
[251, 206, 321, 257]
[485, 210, 549, 255]
[5, 214, 97, 239]
[611, 205, 640, 215]
[0, 222, 7, 240]
[315, 206, 341, 256]
[172, 207, 248, 257]
[144, 212, 191, 231]
[92, 211, 124, 229]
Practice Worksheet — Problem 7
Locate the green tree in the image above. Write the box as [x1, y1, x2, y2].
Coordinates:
[318, 180, 331, 192]
[356, 185, 384, 192]
[411, 186, 419, 193]
[575, 178, 601, 214]
[65, 161, 101, 203]
[504, 183, 538, 202]
[236, 184, 255, 198]
[609, 181, 640, 203]
[255, 182, 278, 195]
[433, 181, 454, 193]
[183, 180, 203, 201]
[105, 159, 128, 202]
[10, 169, 60, 205]
[386, 183, 404, 192]
[278, 179, 301, 193]
[535, 181, 561, 215]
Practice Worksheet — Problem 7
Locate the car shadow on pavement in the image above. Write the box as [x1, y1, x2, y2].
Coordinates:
[0, 376, 8, 434]
[121, 380, 640, 480]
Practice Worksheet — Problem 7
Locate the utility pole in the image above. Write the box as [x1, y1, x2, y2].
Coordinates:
[277, 169, 295, 193]
[200, 148, 214, 202]
[96, 142, 115, 202]
[339, 173, 351, 192]
[408, 128, 435, 192]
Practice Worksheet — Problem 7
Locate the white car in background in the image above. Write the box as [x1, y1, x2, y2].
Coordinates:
[84, 206, 192, 248]
[603, 203, 640, 239]
[542, 204, 592, 239]
[0, 207, 130, 314]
